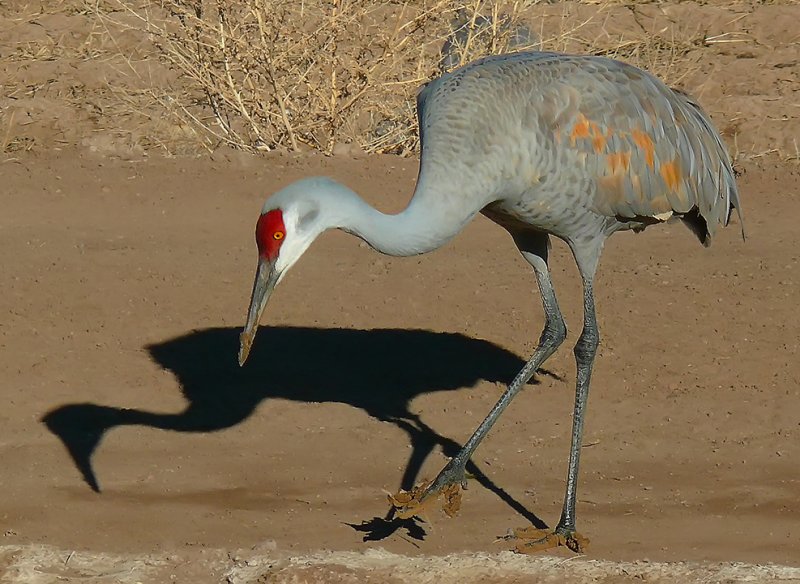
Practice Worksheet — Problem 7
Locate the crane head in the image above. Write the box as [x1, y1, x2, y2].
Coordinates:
[238, 178, 339, 366]
[238, 208, 285, 366]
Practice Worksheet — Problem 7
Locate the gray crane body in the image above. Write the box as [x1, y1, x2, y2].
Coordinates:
[414, 51, 742, 249]
[238, 50, 744, 553]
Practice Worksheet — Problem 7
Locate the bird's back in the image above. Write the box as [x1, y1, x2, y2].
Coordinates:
[414, 52, 743, 245]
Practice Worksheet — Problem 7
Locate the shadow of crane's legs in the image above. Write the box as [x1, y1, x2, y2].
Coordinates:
[403, 416, 547, 528]
[399, 414, 548, 528]
[349, 412, 547, 542]
[393, 416, 437, 493]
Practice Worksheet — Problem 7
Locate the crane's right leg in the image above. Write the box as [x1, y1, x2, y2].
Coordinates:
[390, 231, 566, 519]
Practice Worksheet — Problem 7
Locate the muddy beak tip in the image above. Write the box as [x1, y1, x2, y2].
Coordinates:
[238, 332, 254, 367]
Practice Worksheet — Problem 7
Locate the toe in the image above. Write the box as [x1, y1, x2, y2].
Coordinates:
[441, 483, 462, 517]
[388, 479, 464, 520]
[514, 532, 563, 554]
[563, 531, 590, 553]
[512, 526, 550, 540]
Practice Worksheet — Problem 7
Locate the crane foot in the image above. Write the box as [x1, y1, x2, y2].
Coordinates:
[388, 480, 462, 520]
[508, 526, 589, 554]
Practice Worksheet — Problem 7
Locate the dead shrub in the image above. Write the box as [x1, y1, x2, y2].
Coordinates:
[95, 0, 711, 156]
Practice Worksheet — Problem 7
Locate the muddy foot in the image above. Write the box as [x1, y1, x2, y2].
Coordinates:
[509, 526, 589, 554]
[388, 481, 462, 520]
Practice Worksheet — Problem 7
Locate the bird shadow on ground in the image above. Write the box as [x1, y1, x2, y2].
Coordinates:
[42, 326, 559, 541]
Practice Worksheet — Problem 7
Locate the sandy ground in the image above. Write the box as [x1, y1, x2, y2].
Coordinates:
[2, 1, 800, 582]
[1, 150, 798, 582]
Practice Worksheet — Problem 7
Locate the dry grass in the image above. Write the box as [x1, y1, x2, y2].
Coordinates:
[96, 0, 539, 155]
[1, 0, 789, 160]
[92, 0, 716, 156]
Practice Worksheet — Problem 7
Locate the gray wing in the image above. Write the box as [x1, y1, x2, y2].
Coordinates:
[554, 56, 743, 244]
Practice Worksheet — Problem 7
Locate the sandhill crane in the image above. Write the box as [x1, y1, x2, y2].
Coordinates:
[237, 51, 744, 553]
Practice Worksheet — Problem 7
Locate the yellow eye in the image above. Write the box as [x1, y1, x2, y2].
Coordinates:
[273, 231, 285, 240]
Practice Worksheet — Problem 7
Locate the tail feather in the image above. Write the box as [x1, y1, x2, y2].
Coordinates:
[674, 88, 745, 244]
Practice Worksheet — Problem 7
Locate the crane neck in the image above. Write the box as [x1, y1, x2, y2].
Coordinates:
[330, 182, 478, 257]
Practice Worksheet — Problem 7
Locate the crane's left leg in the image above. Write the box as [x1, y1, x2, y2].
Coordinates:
[515, 239, 601, 554]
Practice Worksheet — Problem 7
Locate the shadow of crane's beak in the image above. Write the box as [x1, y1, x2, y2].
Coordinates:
[239, 257, 280, 366]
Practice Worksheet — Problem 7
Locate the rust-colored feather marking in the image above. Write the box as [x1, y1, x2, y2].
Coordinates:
[570, 113, 592, 143]
[659, 158, 681, 191]
[631, 130, 655, 168]
[592, 128, 608, 153]
[571, 113, 610, 154]
[606, 151, 631, 174]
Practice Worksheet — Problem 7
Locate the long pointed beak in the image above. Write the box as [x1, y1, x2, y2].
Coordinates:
[238, 258, 280, 366]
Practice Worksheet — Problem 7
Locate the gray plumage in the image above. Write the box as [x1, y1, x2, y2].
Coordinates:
[414, 51, 742, 246]
[238, 51, 744, 553]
